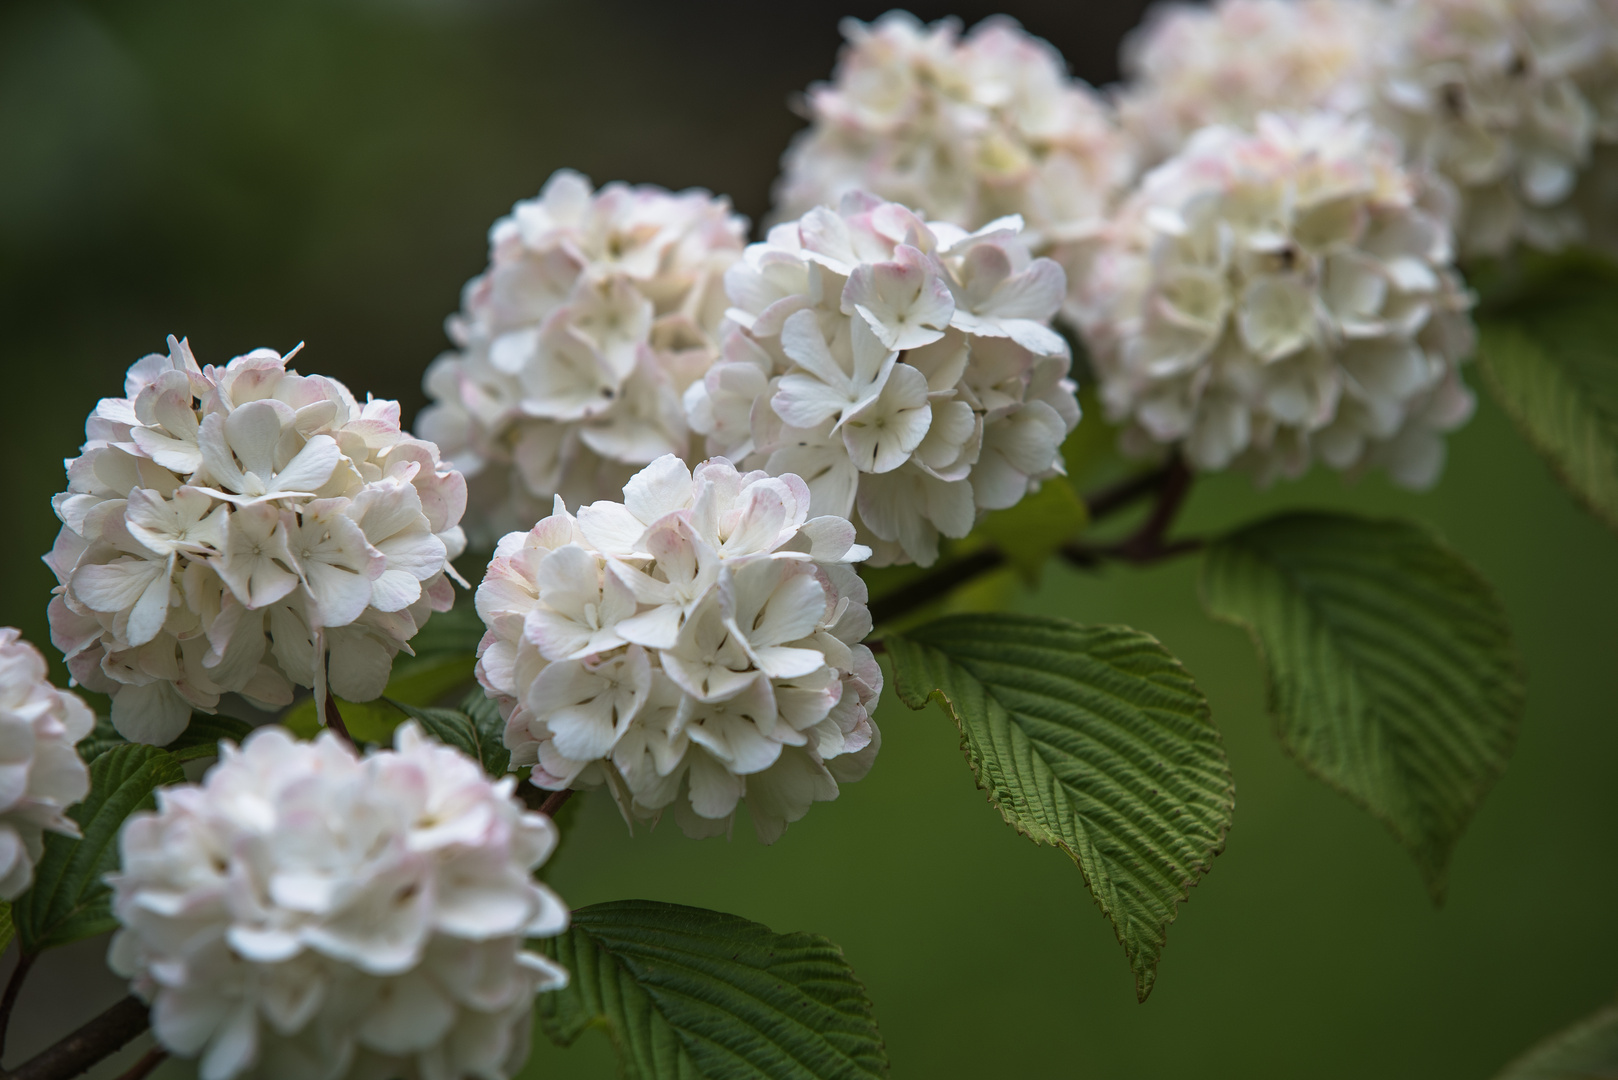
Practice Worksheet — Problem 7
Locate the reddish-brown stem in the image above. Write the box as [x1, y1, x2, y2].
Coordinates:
[1072, 455, 1197, 566]
[868, 459, 1203, 627]
[538, 789, 575, 818]
[113, 1048, 167, 1080]
[1082, 461, 1180, 521]
[9, 996, 150, 1080]
[866, 548, 1007, 627]
[323, 693, 357, 749]
[0, 952, 36, 1065]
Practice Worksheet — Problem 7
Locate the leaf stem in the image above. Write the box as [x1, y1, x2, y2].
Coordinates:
[9, 996, 149, 1080]
[113, 1047, 166, 1080]
[0, 952, 36, 1065]
[868, 458, 1202, 626]
[322, 693, 357, 750]
[1063, 456, 1202, 567]
[538, 789, 575, 818]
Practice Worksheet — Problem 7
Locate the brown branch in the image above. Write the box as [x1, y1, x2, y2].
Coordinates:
[867, 547, 1007, 627]
[1083, 461, 1180, 521]
[113, 1048, 166, 1080]
[10, 996, 149, 1080]
[322, 693, 357, 750]
[0, 952, 36, 1064]
[1088, 455, 1196, 564]
[868, 459, 1201, 627]
[538, 789, 575, 818]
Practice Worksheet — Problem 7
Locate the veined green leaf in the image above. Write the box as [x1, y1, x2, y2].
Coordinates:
[1201, 511, 1523, 900]
[1476, 251, 1618, 536]
[1492, 997, 1618, 1079]
[388, 692, 510, 778]
[282, 653, 478, 743]
[885, 614, 1232, 1001]
[14, 744, 184, 953]
[538, 900, 889, 1080]
[163, 714, 254, 763]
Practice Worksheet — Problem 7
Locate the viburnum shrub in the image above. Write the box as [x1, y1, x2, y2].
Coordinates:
[4, 4, 1618, 1079]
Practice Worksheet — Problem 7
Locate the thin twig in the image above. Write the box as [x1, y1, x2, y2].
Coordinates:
[10, 996, 149, 1080]
[538, 789, 575, 818]
[1083, 461, 1178, 521]
[1116, 456, 1193, 558]
[868, 460, 1202, 626]
[867, 547, 1006, 626]
[322, 693, 356, 749]
[113, 1048, 167, 1080]
[0, 952, 36, 1064]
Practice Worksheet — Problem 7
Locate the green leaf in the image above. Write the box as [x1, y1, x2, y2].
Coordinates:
[14, 744, 184, 953]
[282, 653, 478, 743]
[0, 902, 13, 957]
[538, 900, 889, 1080]
[282, 596, 482, 740]
[884, 614, 1233, 1001]
[976, 477, 1090, 584]
[1200, 511, 1523, 900]
[162, 714, 254, 763]
[388, 694, 510, 778]
[1493, 997, 1618, 1079]
[1476, 251, 1618, 535]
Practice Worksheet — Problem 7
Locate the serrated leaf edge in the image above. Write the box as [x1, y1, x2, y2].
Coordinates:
[886, 620, 1234, 1002]
[1198, 513, 1525, 904]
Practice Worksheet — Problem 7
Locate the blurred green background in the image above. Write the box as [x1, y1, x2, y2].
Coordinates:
[3, 1, 1617, 1077]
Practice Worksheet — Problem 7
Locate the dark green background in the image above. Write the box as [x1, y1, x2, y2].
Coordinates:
[3, 2, 1615, 1077]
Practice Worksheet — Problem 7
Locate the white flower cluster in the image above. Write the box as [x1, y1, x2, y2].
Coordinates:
[47, 338, 468, 746]
[0, 629, 92, 900]
[1078, 113, 1476, 487]
[691, 192, 1079, 566]
[109, 724, 568, 1080]
[475, 455, 881, 843]
[419, 170, 748, 539]
[1117, 0, 1381, 168]
[1371, 0, 1618, 256]
[773, 12, 1133, 317]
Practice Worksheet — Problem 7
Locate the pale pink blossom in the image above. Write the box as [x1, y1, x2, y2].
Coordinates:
[690, 193, 1079, 566]
[108, 724, 568, 1080]
[420, 171, 747, 541]
[475, 455, 878, 842]
[48, 338, 468, 744]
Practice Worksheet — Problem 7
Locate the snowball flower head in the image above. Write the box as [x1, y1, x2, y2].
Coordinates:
[1077, 113, 1476, 488]
[1117, 0, 1382, 167]
[419, 170, 748, 540]
[1370, 0, 1618, 255]
[690, 192, 1080, 566]
[47, 337, 468, 745]
[774, 12, 1133, 319]
[476, 455, 881, 842]
[0, 629, 93, 900]
[109, 723, 568, 1080]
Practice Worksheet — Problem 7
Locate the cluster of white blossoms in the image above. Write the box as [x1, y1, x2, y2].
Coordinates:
[690, 192, 1079, 566]
[419, 170, 748, 539]
[0, 629, 92, 900]
[1116, 0, 1382, 168]
[772, 12, 1134, 320]
[1370, 0, 1618, 256]
[475, 455, 881, 843]
[109, 724, 568, 1080]
[47, 338, 468, 745]
[1077, 113, 1477, 487]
